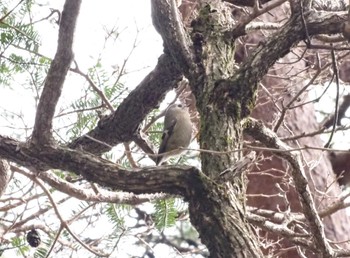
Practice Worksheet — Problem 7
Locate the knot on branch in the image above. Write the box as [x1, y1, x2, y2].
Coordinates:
[218, 152, 256, 182]
[210, 79, 254, 119]
[190, 2, 236, 66]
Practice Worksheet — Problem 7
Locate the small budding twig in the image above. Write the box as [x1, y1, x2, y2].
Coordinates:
[243, 118, 334, 257]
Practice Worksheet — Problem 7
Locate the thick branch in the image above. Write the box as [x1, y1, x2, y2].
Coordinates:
[11, 166, 165, 205]
[68, 54, 182, 154]
[228, 7, 346, 38]
[228, 0, 287, 38]
[232, 9, 345, 88]
[31, 0, 81, 145]
[213, 10, 346, 119]
[0, 135, 198, 196]
[151, 0, 193, 72]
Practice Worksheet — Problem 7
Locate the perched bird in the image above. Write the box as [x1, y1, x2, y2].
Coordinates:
[156, 103, 192, 165]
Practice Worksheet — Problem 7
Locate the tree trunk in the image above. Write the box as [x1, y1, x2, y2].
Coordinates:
[1, 0, 350, 257]
[179, 1, 264, 256]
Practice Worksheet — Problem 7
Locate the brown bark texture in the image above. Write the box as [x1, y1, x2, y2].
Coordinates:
[1, 0, 350, 257]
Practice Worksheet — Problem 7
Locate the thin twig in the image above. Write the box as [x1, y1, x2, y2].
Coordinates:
[228, 0, 288, 38]
[45, 225, 64, 258]
[124, 143, 138, 168]
[244, 118, 334, 257]
[0, 0, 25, 22]
[33, 177, 109, 257]
[71, 61, 114, 112]
[324, 46, 340, 148]
[273, 67, 322, 132]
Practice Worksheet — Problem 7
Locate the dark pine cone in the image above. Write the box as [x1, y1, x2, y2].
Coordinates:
[26, 229, 41, 248]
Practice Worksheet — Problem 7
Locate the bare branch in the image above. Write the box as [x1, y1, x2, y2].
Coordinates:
[323, 47, 340, 148]
[151, 0, 193, 71]
[228, 0, 288, 38]
[0, 135, 198, 196]
[71, 62, 114, 112]
[31, 0, 82, 145]
[244, 118, 334, 257]
[214, 9, 346, 121]
[68, 54, 183, 154]
[322, 94, 350, 128]
[10, 197, 71, 230]
[273, 67, 323, 132]
[0, 192, 45, 212]
[12, 166, 166, 204]
[33, 177, 108, 257]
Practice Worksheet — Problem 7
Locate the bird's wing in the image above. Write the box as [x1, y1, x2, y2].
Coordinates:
[156, 118, 177, 165]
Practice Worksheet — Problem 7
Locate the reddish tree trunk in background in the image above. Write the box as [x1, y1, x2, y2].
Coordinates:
[329, 63, 350, 186]
[234, 10, 350, 258]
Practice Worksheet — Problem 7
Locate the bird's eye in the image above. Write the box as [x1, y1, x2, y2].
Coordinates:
[177, 104, 183, 108]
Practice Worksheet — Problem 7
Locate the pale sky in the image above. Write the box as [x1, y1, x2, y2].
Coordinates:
[0, 0, 165, 138]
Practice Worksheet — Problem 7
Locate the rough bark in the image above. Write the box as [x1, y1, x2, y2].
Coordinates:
[152, 1, 263, 256]
[68, 54, 183, 155]
[1, 0, 350, 257]
[31, 0, 81, 145]
[0, 160, 10, 198]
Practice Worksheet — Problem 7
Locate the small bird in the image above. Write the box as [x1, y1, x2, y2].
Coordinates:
[156, 103, 192, 165]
